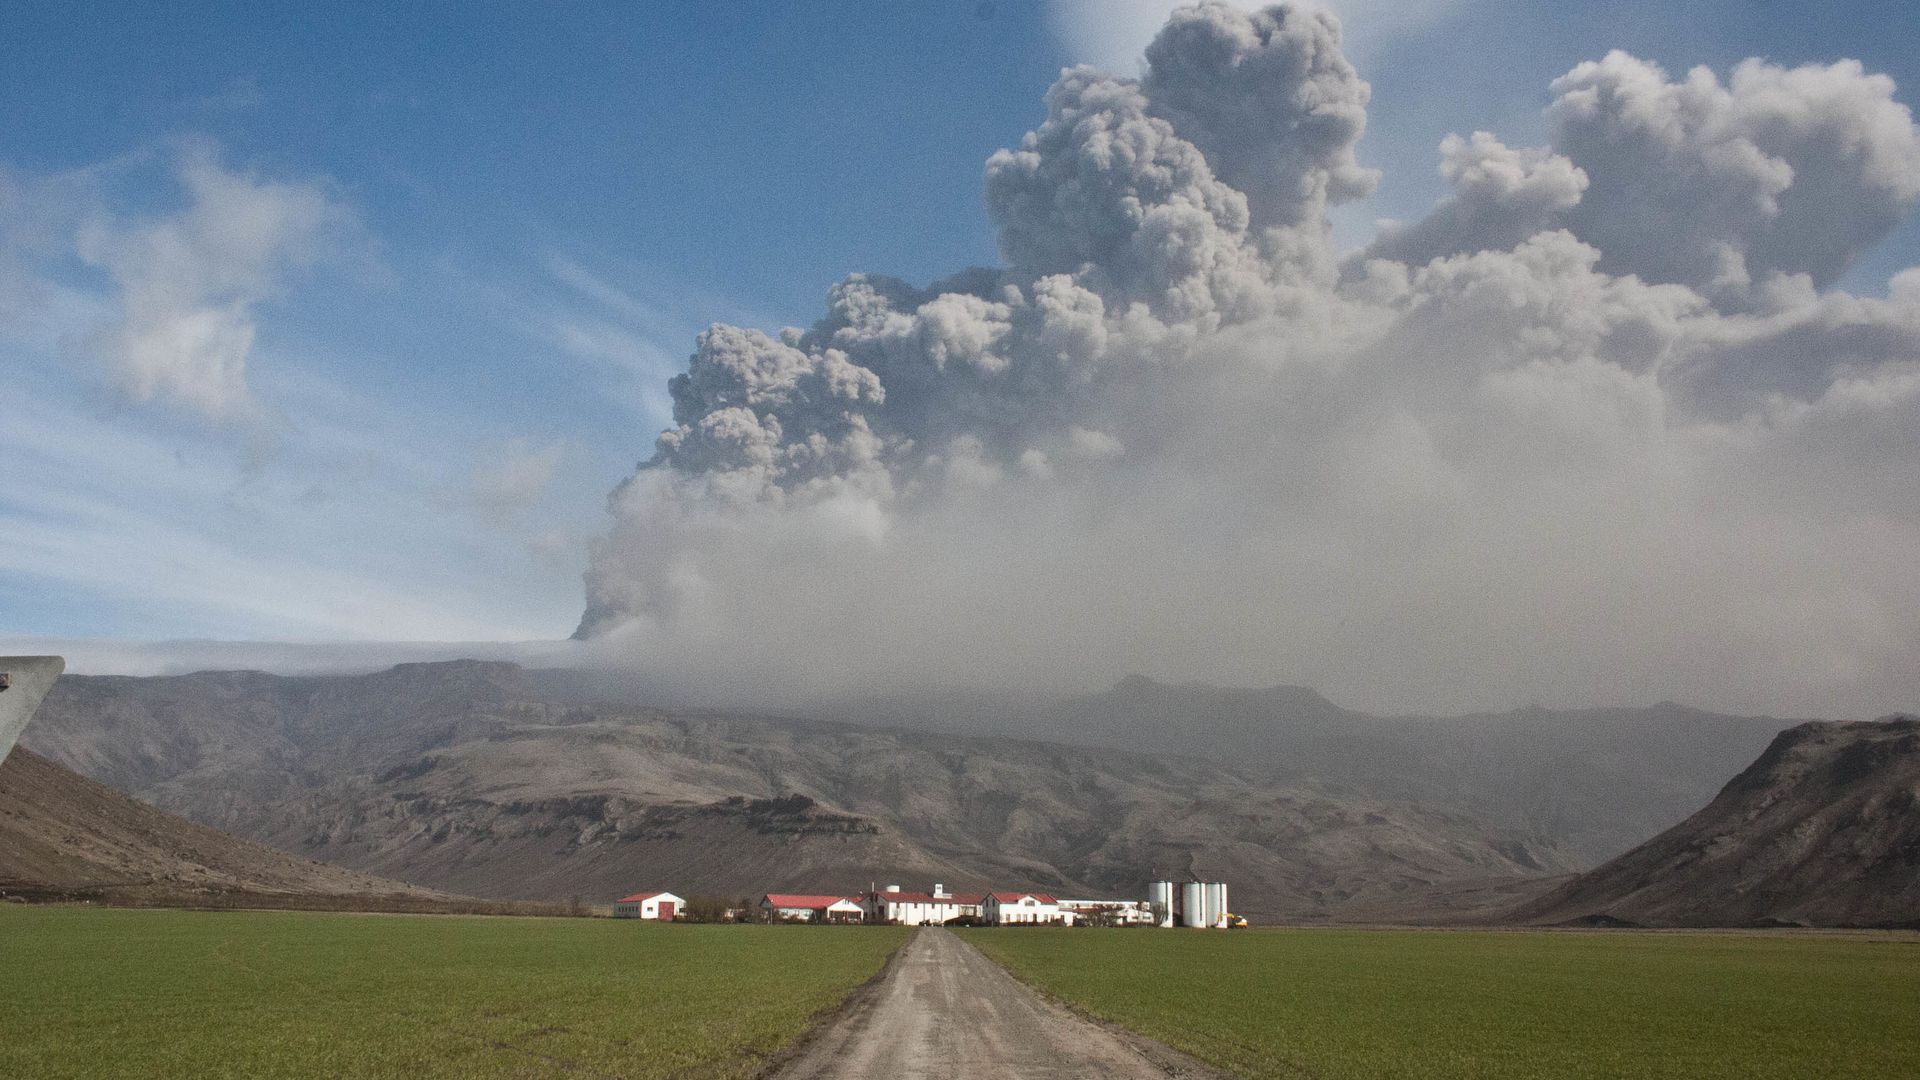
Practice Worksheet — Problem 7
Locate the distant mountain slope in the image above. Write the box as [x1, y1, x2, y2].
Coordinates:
[1513, 717, 1920, 928]
[23, 662, 1571, 919]
[837, 676, 1797, 863]
[0, 746, 437, 904]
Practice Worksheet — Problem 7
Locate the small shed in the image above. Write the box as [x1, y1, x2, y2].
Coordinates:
[613, 891, 684, 920]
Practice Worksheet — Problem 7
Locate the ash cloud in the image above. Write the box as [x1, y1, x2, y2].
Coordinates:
[1361, 51, 1920, 307]
[577, 3, 1920, 717]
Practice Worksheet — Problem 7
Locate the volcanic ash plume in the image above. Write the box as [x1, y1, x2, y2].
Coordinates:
[577, 3, 1920, 716]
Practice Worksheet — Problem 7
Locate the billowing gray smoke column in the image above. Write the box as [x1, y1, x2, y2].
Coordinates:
[575, 2, 1920, 718]
[0, 656, 64, 764]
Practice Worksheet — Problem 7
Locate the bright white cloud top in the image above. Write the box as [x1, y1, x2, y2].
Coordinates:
[578, 3, 1920, 715]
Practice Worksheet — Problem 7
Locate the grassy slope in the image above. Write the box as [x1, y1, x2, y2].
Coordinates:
[969, 927, 1920, 1080]
[0, 907, 906, 1080]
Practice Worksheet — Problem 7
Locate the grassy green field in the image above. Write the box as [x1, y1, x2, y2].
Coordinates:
[969, 927, 1920, 1079]
[0, 906, 906, 1079]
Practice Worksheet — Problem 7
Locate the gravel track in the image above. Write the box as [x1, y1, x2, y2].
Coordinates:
[768, 927, 1228, 1079]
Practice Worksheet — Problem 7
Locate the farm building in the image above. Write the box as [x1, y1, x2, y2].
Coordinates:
[612, 891, 684, 920]
[760, 894, 865, 922]
[1057, 898, 1157, 926]
[860, 884, 984, 925]
[983, 892, 1072, 925]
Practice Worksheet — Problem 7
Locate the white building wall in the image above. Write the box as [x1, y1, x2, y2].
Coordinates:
[620, 893, 684, 920]
[865, 895, 982, 924]
[1057, 900, 1155, 925]
[984, 895, 1071, 925]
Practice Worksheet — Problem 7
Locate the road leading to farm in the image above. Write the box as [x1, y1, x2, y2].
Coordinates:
[770, 927, 1225, 1079]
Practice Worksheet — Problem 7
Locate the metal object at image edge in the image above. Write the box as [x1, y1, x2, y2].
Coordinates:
[0, 656, 66, 763]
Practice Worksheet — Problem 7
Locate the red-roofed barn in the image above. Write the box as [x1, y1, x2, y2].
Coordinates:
[759, 894, 864, 922]
[613, 891, 684, 920]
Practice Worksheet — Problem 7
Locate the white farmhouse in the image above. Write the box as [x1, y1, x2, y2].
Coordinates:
[612, 891, 684, 920]
[860, 884, 984, 925]
[982, 891, 1073, 925]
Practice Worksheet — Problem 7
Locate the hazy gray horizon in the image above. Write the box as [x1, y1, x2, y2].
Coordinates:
[3, 634, 1904, 724]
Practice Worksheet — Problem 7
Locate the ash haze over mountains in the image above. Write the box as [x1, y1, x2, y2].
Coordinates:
[571, 2, 1920, 718]
[16, 661, 1584, 920]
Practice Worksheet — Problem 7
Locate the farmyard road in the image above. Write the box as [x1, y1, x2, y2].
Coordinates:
[768, 927, 1227, 1079]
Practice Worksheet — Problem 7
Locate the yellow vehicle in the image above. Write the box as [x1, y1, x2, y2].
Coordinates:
[1225, 913, 1249, 929]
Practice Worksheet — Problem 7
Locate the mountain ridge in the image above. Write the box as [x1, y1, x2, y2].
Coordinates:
[24, 661, 1574, 920]
[818, 674, 1802, 863]
[1512, 716, 1920, 928]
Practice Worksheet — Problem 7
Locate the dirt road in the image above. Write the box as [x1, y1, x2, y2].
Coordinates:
[768, 927, 1224, 1079]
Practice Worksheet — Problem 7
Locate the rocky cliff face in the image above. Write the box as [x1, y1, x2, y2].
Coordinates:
[1513, 717, 1920, 928]
[24, 661, 1572, 919]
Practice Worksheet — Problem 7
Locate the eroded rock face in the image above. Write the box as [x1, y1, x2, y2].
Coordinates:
[1515, 716, 1920, 928]
[0, 656, 63, 764]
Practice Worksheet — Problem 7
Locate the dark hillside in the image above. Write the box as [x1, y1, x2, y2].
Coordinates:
[1513, 717, 1920, 928]
[0, 745, 441, 907]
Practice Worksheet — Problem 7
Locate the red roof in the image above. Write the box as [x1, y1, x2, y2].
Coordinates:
[763, 894, 853, 908]
[987, 892, 1058, 904]
[617, 891, 666, 903]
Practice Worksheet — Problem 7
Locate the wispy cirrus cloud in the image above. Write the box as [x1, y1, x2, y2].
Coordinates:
[0, 139, 601, 644]
[72, 140, 359, 424]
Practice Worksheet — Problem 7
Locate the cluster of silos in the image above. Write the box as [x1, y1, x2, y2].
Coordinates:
[1150, 879, 1230, 927]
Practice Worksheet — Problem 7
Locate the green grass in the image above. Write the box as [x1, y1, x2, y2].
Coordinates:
[0, 906, 907, 1079]
[968, 927, 1920, 1079]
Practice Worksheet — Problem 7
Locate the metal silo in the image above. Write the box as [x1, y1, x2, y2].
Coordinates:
[1181, 882, 1207, 927]
[1148, 881, 1176, 927]
[1207, 882, 1229, 927]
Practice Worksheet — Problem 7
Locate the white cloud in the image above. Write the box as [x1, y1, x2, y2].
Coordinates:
[75, 141, 355, 422]
[3, 140, 617, 647]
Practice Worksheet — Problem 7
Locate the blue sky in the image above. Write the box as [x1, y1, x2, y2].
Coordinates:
[4, 0, 1919, 661]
